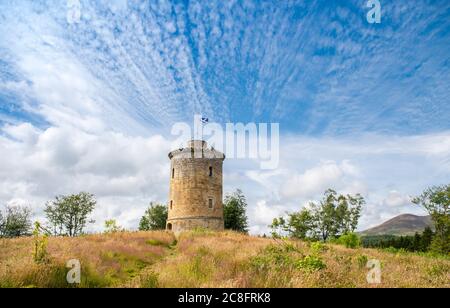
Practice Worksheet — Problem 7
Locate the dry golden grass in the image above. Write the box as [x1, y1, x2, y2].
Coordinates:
[0, 230, 448, 288]
[150, 230, 449, 288]
[0, 231, 175, 288]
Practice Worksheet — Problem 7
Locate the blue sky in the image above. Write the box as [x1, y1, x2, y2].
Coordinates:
[0, 0, 449, 233]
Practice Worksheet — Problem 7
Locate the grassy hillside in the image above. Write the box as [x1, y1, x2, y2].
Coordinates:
[0, 230, 448, 288]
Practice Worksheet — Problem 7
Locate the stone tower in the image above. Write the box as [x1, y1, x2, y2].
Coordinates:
[166, 140, 225, 232]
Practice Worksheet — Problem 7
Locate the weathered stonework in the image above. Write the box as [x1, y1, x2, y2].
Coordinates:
[167, 140, 225, 232]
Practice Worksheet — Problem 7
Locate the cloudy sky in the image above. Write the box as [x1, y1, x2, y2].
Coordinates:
[0, 0, 449, 234]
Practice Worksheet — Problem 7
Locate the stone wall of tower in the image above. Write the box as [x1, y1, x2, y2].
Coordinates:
[167, 141, 225, 233]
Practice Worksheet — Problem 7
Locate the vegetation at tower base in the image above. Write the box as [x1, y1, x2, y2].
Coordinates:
[223, 189, 249, 233]
[0, 230, 448, 288]
[139, 203, 168, 231]
[270, 189, 364, 242]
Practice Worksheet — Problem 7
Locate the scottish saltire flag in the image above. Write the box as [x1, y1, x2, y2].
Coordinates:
[201, 117, 209, 123]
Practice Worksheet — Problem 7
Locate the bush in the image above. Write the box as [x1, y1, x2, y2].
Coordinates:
[296, 255, 326, 272]
[104, 219, 124, 233]
[335, 233, 361, 249]
[0, 205, 32, 238]
[356, 254, 368, 268]
[310, 241, 328, 254]
[32, 222, 49, 264]
[251, 243, 326, 273]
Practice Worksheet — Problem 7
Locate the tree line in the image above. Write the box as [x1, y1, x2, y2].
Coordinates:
[270, 189, 364, 241]
[269, 184, 449, 255]
[0, 189, 250, 237]
[361, 227, 434, 252]
[1, 184, 448, 255]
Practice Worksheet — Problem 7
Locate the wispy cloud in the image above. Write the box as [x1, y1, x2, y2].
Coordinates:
[0, 1, 449, 233]
[1, 0, 449, 134]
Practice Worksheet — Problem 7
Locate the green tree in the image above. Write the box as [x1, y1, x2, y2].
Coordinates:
[104, 219, 123, 233]
[412, 184, 449, 254]
[271, 209, 316, 240]
[412, 232, 422, 251]
[0, 205, 32, 238]
[269, 217, 286, 238]
[420, 227, 434, 252]
[271, 189, 364, 241]
[139, 203, 168, 231]
[312, 189, 364, 241]
[223, 189, 249, 233]
[45, 192, 96, 237]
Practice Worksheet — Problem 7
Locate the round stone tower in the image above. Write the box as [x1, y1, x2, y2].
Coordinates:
[166, 140, 225, 232]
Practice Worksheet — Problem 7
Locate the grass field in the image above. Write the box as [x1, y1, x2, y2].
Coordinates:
[0, 230, 448, 288]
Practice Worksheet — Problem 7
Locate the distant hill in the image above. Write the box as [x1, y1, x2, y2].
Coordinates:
[361, 214, 433, 236]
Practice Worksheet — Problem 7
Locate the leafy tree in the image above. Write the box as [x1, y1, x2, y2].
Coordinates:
[223, 189, 249, 233]
[104, 219, 123, 233]
[270, 189, 364, 241]
[45, 192, 96, 237]
[270, 217, 286, 238]
[139, 203, 168, 231]
[312, 189, 364, 240]
[0, 205, 32, 238]
[412, 184, 449, 254]
[420, 227, 434, 252]
[412, 232, 422, 251]
[270, 209, 315, 239]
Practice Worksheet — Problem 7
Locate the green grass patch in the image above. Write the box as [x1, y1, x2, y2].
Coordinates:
[146, 239, 165, 246]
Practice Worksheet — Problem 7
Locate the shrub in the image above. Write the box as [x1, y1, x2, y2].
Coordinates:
[336, 233, 361, 249]
[32, 222, 49, 264]
[356, 254, 368, 268]
[310, 241, 328, 254]
[384, 247, 408, 254]
[104, 219, 124, 233]
[296, 255, 326, 272]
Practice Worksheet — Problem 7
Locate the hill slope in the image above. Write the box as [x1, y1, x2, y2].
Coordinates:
[361, 214, 433, 236]
[0, 230, 448, 288]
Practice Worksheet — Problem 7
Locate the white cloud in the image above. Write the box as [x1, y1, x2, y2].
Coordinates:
[0, 1, 449, 236]
[281, 160, 360, 199]
[229, 132, 450, 234]
[0, 123, 448, 234]
[0, 123, 171, 231]
[383, 190, 412, 208]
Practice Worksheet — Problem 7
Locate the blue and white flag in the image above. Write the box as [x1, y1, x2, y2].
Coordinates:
[201, 117, 209, 123]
